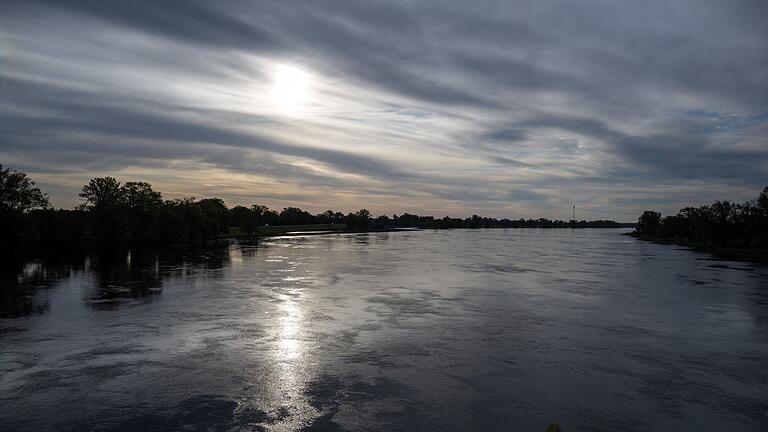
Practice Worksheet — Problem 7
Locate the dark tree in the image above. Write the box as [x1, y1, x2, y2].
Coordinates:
[280, 207, 312, 225]
[196, 198, 229, 241]
[758, 187, 768, 213]
[157, 200, 189, 244]
[261, 209, 280, 226]
[0, 164, 49, 212]
[319, 210, 335, 224]
[0, 165, 50, 254]
[239, 208, 259, 237]
[229, 206, 250, 227]
[634, 187, 768, 249]
[345, 209, 371, 229]
[79, 177, 123, 209]
[122, 182, 162, 211]
[636, 211, 661, 235]
[122, 182, 163, 244]
[3, 166, 646, 256]
[79, 177, 128, 246]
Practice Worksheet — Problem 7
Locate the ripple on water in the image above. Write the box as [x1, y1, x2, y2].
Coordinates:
[1, 229, 767, 431]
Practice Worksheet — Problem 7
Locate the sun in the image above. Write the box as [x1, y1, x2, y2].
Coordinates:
[271, 64, 311, 112]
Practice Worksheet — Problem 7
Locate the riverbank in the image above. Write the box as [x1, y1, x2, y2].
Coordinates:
[626, 232, 768, 264]
[223, 224, 425, 239]
[226, 224, 635, 240]
[226, 224, 347, 237]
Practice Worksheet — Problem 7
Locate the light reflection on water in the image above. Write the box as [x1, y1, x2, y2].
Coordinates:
[1, 229, 768, 431]
[278, 292, 303, 361]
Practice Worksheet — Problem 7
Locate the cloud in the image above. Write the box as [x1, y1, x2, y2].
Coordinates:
[1, 0, 766, 219]
[0, 75, 410, 181]
[18, 0, 283, 52]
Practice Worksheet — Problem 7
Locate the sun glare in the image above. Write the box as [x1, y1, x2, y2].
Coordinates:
[271, 64, 311, 112]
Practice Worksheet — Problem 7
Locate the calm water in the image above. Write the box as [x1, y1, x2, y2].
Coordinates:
[1, 229, 767, 431]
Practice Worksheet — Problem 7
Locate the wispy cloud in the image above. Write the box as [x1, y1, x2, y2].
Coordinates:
[1, 0, 766, 219]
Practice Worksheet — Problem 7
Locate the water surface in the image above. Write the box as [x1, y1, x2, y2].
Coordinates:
[1, 229, 767, 431]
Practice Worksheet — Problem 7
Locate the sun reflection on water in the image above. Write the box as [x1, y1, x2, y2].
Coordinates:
[277, 292, 303, 361]
[263, 284, 319, 431]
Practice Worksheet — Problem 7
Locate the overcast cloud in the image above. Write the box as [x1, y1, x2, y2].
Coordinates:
[1, 0, 766, 220]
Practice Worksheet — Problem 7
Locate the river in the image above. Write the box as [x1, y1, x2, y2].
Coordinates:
[1, 229, 767, 431]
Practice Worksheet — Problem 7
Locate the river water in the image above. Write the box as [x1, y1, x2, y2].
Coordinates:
[1, 229, 767, 431]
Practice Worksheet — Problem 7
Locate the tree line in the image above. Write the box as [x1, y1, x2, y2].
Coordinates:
[634, 187, 768, 248]
[1, 164, 629, 254]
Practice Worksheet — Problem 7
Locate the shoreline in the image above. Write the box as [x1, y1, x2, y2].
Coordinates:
[223, 226, 419, 240]
[225, 225, 633, 240]
[4, 226, 634, 265]
[625, 232, 768, 264]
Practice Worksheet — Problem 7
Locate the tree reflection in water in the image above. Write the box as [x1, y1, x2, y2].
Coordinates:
[0, 243, 232, 317]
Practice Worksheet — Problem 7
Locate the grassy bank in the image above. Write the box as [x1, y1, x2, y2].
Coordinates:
[626, 232, 768, 264]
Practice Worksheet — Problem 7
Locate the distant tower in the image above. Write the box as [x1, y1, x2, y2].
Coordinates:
[571, 205, 576, 227]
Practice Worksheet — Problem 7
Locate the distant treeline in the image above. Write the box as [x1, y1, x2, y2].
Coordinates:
[634, 187, 768, 248]
[1, 164, 629, 254]
[368, 214, 630, 230]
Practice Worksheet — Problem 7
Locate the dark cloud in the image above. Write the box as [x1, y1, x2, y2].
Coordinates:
[481, 112, 767, 184]
[489, 156, 530, 168]
[0, 0, 766, 217]
[16, 0, 283, 52]
[0, 76, 409, 181]
[485, 129, 528, 143]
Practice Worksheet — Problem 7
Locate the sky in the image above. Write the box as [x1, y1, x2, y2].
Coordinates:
[1, 0, 766, 221]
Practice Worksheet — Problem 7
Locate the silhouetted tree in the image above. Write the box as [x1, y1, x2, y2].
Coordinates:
[251, 205, 269, 225]
[79, 177, 123, 209]
[319, 210, 335, 224]
[345, 209, 371, 229]
[759, 187, 768, 213]
[3, 165, 647, 257]
[261, 209, 280, 226]
[0, 165, 50, 253]
[78, 177, 127, 246]
[34, 209, 88, 249]
[122, 182, 163, 244]
[229, 205, 250, 227]
[196, 198, 229, 242]
[0, 164, 49, 212]
[280, 206, 312, 225]
[372, 214, 390, 228]
[634, 187, 768, 248]
[122, 182, 162, 211]
[636, 211, 661, 235]
[157, 200, 189, 244]
[239, 207, 259, 237]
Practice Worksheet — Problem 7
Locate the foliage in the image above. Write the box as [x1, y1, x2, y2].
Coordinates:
[373, 213, 629, 229]
[0, 164, 49, 212]
[636, 211, 661, 235]
[279, 206, 313, 225]
[2, 165, 638, 256]
[229, 206, 250, 228]
[634, 187, 768, 248]
[0, 165, 50, 253]
[345, 209, 371, 229]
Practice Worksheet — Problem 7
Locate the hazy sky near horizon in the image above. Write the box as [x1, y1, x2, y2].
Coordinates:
[1, 1, 766, 220]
